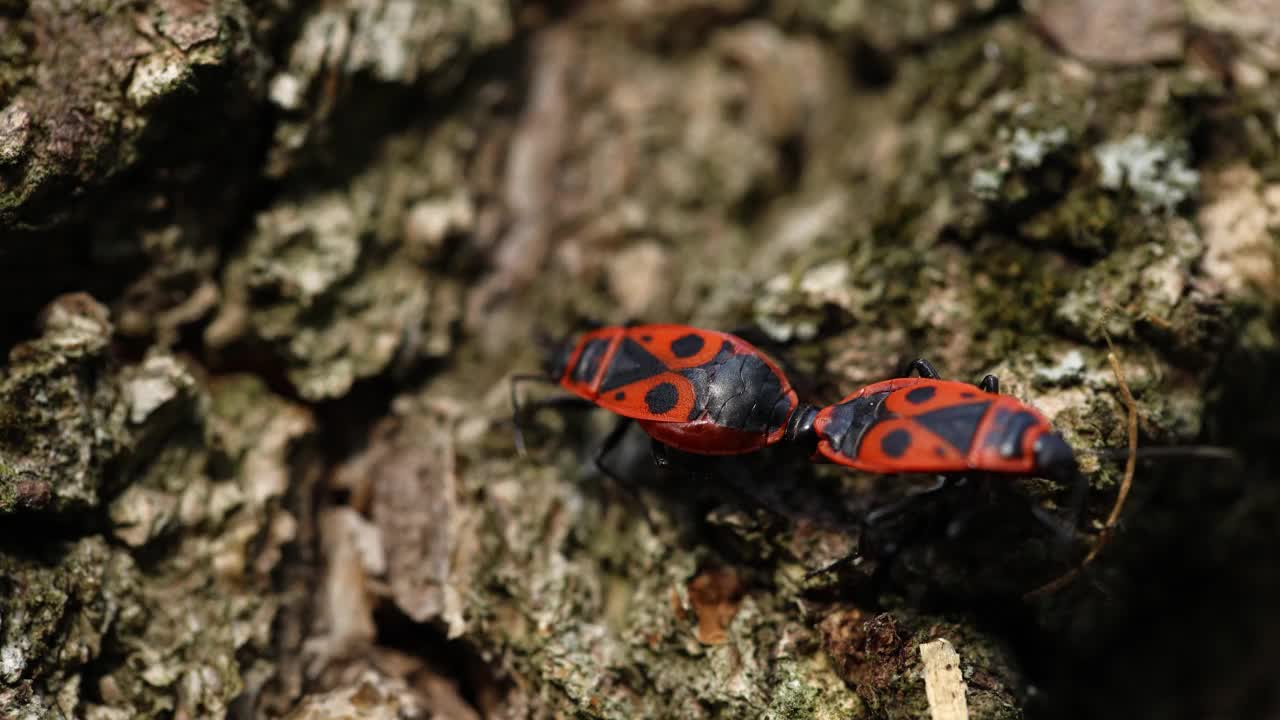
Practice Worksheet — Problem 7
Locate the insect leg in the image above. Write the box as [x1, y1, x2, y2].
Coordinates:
[904, 358, 942, 379]
[593, 418, 658, 531]
[593, 416, 633, 478]
[511, 373, 551, 456]
[649, 440, 672, 469]
[864, 475, 951, 528]
[978, 374, 1000, 394]
[808, 476, 954, 581]
[1029, 466, 1088, 551]
[511, 374, 589, 455]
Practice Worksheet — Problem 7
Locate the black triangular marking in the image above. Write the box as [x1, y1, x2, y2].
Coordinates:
[600, 338, 669, 392]
[912, 401, 991, 453]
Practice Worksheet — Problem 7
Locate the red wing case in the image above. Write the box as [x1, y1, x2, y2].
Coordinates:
[556, 325, 799, 452]
[813, 378, 1054, 476]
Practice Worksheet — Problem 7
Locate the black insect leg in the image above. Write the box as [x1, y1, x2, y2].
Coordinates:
[511, 373, 553, 455]
[860, 475, 979, 599]
[864, 475, 952, 540]
[1064, 466, 1088, 531]
[804, 549, 862, 581]
[649, 440, 672, 470]
[593, 415, 633, 479]
[510, 373, 597, 456]
[806, 476, 954, 581]
[905, 358, 942, 379]
[1028, 468, 1088, 555]
[592, 417, 659, 531]
[978, 374, 1000, 394]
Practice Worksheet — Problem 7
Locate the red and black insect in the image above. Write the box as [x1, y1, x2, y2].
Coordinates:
[517, 330, 1238, 594]
[512, 324, 806, 468]
[807, 359, 1080, 490]
[515, 326, 1079, 498]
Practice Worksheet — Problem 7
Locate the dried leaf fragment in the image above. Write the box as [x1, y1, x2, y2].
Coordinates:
[685, 568, 744, 645]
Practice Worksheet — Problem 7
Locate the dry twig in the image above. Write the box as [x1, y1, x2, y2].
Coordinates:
[1026, 344, 1138, 599]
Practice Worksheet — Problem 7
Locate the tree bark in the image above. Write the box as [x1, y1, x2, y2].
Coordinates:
[2, 1, 1278, 718]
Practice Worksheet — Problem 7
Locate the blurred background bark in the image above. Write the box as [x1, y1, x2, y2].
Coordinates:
[1, 0, 1278, 718]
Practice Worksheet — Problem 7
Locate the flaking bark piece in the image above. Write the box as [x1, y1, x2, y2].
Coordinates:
[686, 567, 745, 645]
[1030, 0, 1185, 66]
[332, 405, 473, 638]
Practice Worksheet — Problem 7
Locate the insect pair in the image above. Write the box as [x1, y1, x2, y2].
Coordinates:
[510, 323, 1082, 509]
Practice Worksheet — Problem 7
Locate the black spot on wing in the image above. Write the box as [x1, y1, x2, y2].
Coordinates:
[983, 409, 1041, 459]
[820, 391, 893, 460]
[614, 391, 625, 401]
[912, 401, 991, 453]
[572, 339, 609, 383]
[645, 382, 679, 414]
[905, 386, 936, 404]
[881, 429, 912, 458]
[670, 333, 705, 358]
[599, 338, 668, 391]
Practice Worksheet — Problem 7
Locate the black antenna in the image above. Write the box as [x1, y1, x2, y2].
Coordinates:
[1079, 445, 1241, 463]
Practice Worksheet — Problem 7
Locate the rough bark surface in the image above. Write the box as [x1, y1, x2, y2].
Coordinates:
[2, 0, 1279, 718]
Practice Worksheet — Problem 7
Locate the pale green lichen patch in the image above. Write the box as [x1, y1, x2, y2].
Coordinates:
[1095, 134, 1200, 214]
[765, 660, 863, 720]
[970, 125, 1074, 202]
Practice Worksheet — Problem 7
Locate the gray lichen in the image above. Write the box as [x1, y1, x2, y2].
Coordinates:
[1094, 135, 1199, 214]
[265, 0, 513, 178]
[207, 123, 477, 400]
[0, 293, 121, 515]
[0, 295, 317, 718]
